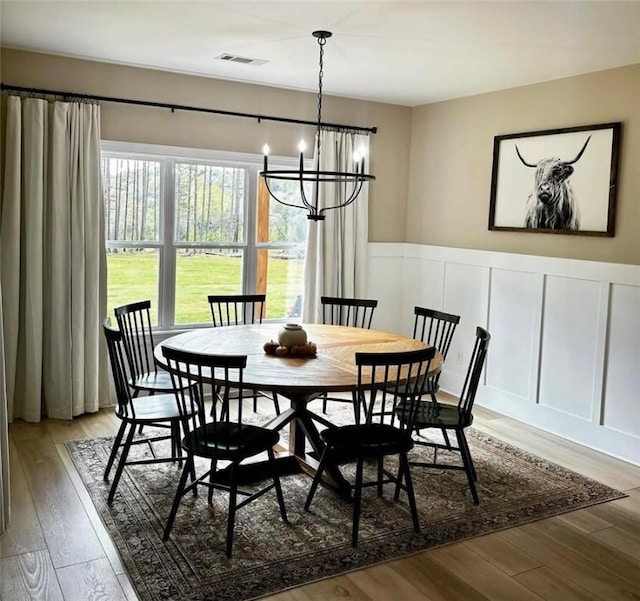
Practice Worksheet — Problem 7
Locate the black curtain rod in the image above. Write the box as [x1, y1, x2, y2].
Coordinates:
[0, 83, 377, 135]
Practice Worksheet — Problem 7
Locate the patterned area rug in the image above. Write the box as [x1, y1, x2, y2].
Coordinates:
[66, 413, 625, 601]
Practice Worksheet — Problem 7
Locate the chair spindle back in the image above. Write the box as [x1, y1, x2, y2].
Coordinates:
[321, 296, 378, 329]
[208, 294, 266, 327]
[356, 346, 436, 430]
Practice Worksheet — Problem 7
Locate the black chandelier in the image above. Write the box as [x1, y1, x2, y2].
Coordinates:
[260, 31, 375, 221]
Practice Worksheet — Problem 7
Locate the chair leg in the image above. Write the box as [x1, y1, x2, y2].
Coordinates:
[304, 448, 329, 511]
[208, 458, 218, 504]
[458, 430, 477, 481]
[352, 391, 362, 424]
[352, 456, 364, 547]
[108, 423, 136, 505]
[226, 464, 238, 558]
[272, 392, 281, 415]
[399, 452, 420, 533]
[104, 420, 127, 481]
[322, 393, 328, 414]
[163, 456, 193, 541]
[253, 392, 258, 413]
[132, 389, 145, 434]
[377, 456, 384, 497]
[455, 429, 479, 505]
[268, 447, 287, 522]
[441, 428, 452, 450]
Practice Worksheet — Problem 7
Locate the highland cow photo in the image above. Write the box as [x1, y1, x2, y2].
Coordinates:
[488, 122, 620, 236]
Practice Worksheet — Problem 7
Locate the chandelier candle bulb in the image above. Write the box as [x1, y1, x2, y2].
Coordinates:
[262, 144, 270, 171]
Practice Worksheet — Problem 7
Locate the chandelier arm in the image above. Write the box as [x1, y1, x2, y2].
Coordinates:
[262, 177, 309, 211]
[319, 179, 365, 216]
[297, 177, 315, 212]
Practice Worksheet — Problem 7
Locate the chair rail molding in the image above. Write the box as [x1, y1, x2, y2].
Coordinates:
[366, 242, 640, 466]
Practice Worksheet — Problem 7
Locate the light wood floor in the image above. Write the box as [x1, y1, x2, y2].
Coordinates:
[2, 402, 640, 601]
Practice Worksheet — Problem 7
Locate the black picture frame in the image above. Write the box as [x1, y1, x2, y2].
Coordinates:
[488, 122, 621, 236]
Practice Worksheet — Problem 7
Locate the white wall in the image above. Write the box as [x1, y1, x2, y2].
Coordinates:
[366, 243, 640, 466]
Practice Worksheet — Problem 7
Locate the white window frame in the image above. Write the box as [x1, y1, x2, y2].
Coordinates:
[101, 140, 307, 329]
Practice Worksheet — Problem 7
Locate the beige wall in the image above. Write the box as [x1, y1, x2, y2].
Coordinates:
[0, 48, 412, 242]
[407, 64, 640, 265]
[3, 50, 638, 263]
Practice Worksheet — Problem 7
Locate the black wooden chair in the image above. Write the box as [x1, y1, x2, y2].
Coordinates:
[161, 345, 288, 557]
[409, 307, 460, 445]
[304, 346, 436, 546]
[207, 293, 281, 415]
[402, 327, 490, 505]
[412, 307, 460, 403]
[103, 320, 197, 505]
[320, 296, 379, 414]
[114, 300, 175, 397]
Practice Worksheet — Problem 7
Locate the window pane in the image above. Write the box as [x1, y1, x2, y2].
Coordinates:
[259, 179, 309, 244]
[102, 158, 161, 242]
[175, 163, 245, 243]
[107, 249, 159, 325]
[174, 249, 243, 325]
[263, 248, 305, 320]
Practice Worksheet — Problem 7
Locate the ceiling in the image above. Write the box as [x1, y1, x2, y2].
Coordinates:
[1, 1, 639, 107]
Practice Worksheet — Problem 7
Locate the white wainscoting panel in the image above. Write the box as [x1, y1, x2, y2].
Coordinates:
[603, 283, 640, 437]
[442, 262, 490, 387]
[367, 243, 640, 465]
[402, 257, 445, 336]
[366, 244, 405, 334]
[539, 275, 601, 420]
[487, 268, 541, 402]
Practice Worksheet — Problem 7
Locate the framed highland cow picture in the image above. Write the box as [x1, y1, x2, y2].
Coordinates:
[488, 122, 621, 236]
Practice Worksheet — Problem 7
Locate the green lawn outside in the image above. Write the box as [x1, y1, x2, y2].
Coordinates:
[107, 252, 304, 325]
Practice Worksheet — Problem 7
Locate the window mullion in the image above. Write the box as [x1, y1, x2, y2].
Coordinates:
[244, 165, 258, 294]
[159, 158, 177, 327]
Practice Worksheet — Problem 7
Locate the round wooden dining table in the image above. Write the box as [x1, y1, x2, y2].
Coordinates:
[155, 323, 442, 498]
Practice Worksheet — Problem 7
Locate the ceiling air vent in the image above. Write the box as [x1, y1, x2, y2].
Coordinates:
[216, 53, 268, 67]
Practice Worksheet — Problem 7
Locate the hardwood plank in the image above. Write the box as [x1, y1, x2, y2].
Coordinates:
[556, 507, 613, 534]
[591, 526, 640, 563]
[0, 438, 46, 558]
[116, 574, 140, 601]
[56, 443, 126, 575]
[266, 589, 310, 601]
[475, 418, 640, 491]
[345, 563, 432, 600]
[8, 419, 47, 442]
[584, 495, 640, 539]
[535, 516, 640, 584]
[76, 409, 119, 440]
[515, 566, 602, 601]
[15, 437, 105, 569]
[389, 551, 491, 600]
[498, 520, 640, 600]
[44, 418, 90, 444]
[429, 543, 547, 601]
[284, 575, 375, 601]
[463, 532, 541, 576]
[0, 549, 64, 601]
[56, 557, 128, 601]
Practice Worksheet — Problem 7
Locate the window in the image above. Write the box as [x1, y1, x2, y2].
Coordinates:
[102, 142, 308, 327]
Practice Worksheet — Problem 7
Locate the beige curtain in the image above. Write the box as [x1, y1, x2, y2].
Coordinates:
[0, 282, 9, 533]
[0, 95, 109, 422]
[302, 130, 370, 323]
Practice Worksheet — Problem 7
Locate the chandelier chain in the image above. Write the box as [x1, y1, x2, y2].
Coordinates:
[316, 36, 326, 165]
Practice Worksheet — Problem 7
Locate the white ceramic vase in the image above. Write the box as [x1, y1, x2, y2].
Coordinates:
[277, 323, 308, 347]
